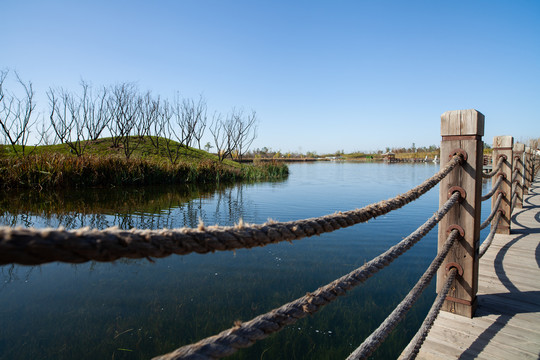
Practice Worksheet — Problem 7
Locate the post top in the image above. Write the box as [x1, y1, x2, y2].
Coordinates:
[441, 109, 484, 136]
[493, 136, 513, 148]
[514, 143, 525, 152]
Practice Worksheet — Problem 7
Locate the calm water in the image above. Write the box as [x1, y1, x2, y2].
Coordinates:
[0, 162, 491, 360]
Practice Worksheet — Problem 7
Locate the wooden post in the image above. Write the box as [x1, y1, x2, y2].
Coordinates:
[524, 147, 532, 193]
[535, 150, 540, 179]
[513, 143, 525, 209]
[437, 109, 484, 318]
[492, 136, 513, 234]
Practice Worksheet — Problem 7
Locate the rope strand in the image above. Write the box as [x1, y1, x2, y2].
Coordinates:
[399, 268, 458, 360]
[482, 156, 504, 178]
[480, 192, 503, 230]
[481, 175, 503, 201]
[479, 211, 502, 258]
[511, 190, 518, 209]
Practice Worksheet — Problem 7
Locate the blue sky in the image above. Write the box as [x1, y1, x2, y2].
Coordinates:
[2, 0, 539, 153]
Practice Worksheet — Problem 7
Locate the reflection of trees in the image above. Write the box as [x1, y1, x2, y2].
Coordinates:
[1, 264, 37, 290]
[211, 183, 252, 225]
[0, 184, 223, 229]
[1, 177, 285, 230]
[0, 182, 255, 230]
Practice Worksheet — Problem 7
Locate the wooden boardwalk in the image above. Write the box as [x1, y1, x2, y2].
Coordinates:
[413, 176, 540, 359]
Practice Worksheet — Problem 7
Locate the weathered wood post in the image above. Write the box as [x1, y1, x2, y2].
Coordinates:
[524, 147, 532, 193]
[513, 143, 525, 209]
[437, 109, 484, 318]
[535, 150, 540, 179]
[492, 136, 513, 233]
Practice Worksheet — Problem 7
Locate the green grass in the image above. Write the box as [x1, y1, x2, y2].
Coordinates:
[0, 137, 288, 190]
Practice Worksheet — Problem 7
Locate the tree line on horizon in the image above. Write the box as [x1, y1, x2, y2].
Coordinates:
[0, 70, 257, 163]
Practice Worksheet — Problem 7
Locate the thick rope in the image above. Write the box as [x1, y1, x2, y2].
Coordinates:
[482, 157, 504, 178]
[511, 166, 519, 184]
[399, 268, 458, 360]
[481, 174, 503, 201]
[346, 229, 459, 360]
[511, 190, 518, 210]
[479, 211, 502, 258]
[152, 192, 462, 360]
[0, 155, 463, 266]
[480, 192, 503, 230]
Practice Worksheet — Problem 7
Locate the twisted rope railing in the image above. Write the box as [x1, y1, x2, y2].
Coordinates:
[346, 228, 459, 360]
[480, 192, 504, 230]
[152, 192, 462, 360]
[0, 155, 463, 266]
[481, 174, 504, 201]
[511, 166, 519, 184]
[479, 211, 503, 259]
[398, 268, 458, 360]
[511, 190, 518, 210]
[482, 156, 504, 178]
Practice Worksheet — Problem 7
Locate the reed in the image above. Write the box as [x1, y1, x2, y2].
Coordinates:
[0, 154, 288, 190]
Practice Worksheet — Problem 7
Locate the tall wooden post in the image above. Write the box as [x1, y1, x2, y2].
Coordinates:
[437, 109, 484, 318]
[492, 136, 513, 234]
[524, 147, 532, 193]
[513, 143, 525, 209]
[534, 150, 540, 179]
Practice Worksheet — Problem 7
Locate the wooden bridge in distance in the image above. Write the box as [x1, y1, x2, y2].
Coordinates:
[410, 175, 540, 359]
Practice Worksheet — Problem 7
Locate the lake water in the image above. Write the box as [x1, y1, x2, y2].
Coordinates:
[0, 162, 492, 360]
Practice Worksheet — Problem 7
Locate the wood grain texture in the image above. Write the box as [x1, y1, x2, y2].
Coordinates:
[437, 110, 484, 317]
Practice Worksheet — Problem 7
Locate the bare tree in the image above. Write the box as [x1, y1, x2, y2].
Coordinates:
[48, 82, 94, 156]
[147, 96, 166, 153]
[209, 108, 258, 162]
[209, 112, 228, 162]
[47, 88, 71, 145]
[107, 83, 144, 159]
[169, 95, 208, 150]
[0, 70, 39, 156]
[84, 83, 110, 141]
[37, 116, 54, 146]
[107, 83, 135, 148]
[232, 109, 257, 161]
[209, 111, 239, 162]
[192, 96, 208, 150]
[159, 99, 185, 164]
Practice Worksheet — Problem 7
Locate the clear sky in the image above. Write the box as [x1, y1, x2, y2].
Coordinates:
[2, 0, 539, 154]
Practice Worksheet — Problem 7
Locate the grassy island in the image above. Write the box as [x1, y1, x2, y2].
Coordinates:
[0, 137, 288, 190]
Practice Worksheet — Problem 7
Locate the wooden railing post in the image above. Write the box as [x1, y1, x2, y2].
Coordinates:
[437, 109, 484, 318]
[492, 136, 514, 234]
[513, 143, 525, 209]
[535, 150, 540, 179]
[524, 147, 532, 193]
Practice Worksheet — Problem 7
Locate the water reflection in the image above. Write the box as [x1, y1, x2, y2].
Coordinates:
[0, 181, 268, 230]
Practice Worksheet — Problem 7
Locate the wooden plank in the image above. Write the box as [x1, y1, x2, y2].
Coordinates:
[424, 325, 538, 359]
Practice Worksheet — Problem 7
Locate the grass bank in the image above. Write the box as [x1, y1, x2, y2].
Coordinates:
[0, 139, 288, 190]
